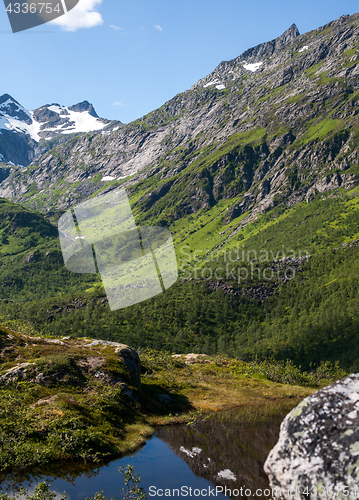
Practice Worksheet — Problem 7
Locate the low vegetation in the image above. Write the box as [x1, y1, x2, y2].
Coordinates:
[2, 189, 359, 374]
[0, 319, 346, 473]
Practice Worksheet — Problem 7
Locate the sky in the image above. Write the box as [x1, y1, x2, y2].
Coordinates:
[0, 0, 358, 124]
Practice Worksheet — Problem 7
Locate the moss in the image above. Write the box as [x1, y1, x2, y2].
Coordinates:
[316, 25, 334, 36]
[34, 355, 86, 385]
[90, 173, 102, 184]
[102, 356, 131, 384]
[291, 118, 344, 148]
[304, 61, 325, 78]
[23, 182, 38, 198]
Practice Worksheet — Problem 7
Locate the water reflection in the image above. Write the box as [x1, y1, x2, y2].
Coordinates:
[0, 410, 282, 499]
[156, 411, 282, 499]
[0, 461, 104, 494]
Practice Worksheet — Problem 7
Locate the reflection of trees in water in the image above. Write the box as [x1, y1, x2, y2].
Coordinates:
[0, 460, 104, 493]
[156, 415, 281, 499]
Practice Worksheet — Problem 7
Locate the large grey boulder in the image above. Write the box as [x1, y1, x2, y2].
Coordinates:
[83, 339, 141, 387]
[264, 374, 359, 499]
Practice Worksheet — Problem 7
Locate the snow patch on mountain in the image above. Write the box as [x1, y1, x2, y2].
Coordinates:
[27, 112, 42, 141]
[203, 80, 221, 88]
[0, 95, 121, 145]
[44, 105, 105, 134]
[0, 115, 8, 131]
[48, 105, 64, 114]
[242, 62, 263, 72]
[101, 176, 116, 181]
[0, 113, 41, 142]
[203, 80, 226, 90]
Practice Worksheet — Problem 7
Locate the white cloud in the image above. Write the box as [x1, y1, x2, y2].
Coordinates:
[51, 0, 103, 31]
[154, 24, 163, 31]
[113, 101, 123, 106]
[110, 25, 124, 30]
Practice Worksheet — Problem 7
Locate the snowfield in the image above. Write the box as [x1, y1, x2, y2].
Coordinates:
[0, 98, 111, 142]
[242, 62, 263, 72]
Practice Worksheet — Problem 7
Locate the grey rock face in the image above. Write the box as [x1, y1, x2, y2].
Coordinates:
[264, 373, 359, 500]
[0, 130, 37, 167]
[0, 13, 358, 219]
[68, 100, 98, 117]
[0, 94, 31, 123]
[0, 166, 11, 183]
[114, 344, 142, 387]
[195, 22, 300, 91]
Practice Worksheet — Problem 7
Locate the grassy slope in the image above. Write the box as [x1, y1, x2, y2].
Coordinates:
[0, 198, 102, 302]
[1, 186, 359, 371]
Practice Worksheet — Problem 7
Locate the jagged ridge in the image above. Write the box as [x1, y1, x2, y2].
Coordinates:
[0, 12, 358, 224]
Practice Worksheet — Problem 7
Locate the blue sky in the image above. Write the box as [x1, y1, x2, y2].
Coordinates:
[0, 0, 358, 123]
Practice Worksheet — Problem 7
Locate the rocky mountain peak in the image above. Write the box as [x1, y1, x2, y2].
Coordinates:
[0, 12, 358, 215]
[239, 22, 300, 61]
[0, 93, 32, 124]
[68, 101, 99, 118]
[0, 95, 122, 167]
[0, 93, 18, 106]
[278, 23, 300, 44]
[194, 22, 301, 91]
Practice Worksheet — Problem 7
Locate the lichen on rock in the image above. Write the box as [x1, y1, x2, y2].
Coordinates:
[264, 373, 359, 499]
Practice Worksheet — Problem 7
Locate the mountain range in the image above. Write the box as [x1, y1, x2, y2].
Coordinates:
[0, 13, 358, 227]
[0, 94, 122, 167]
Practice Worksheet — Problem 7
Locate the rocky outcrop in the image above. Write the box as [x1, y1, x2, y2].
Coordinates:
[83, 339, 141, 387]
[0, 335, 141, 388]
[264, 373, 359, 499]
[0, 362, 33, 383]
[195, 23, 300, 90]
[114, 344, 141, 387]
[172, 353, 209, 365]
[68, 101, 99, 117]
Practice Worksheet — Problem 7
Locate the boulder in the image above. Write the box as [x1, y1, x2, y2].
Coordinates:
[114, 344, 141, 387]
[83, 339, 141, 387]
[264, 373, 359, 499]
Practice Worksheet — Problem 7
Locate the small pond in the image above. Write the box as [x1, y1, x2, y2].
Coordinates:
[0, 410, 282, 499]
